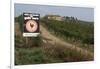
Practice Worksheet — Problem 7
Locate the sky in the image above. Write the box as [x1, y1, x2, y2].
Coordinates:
[14, 3, 94, 22]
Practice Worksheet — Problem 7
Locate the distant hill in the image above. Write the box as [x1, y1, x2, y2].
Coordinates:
[42, 15, 94, 23]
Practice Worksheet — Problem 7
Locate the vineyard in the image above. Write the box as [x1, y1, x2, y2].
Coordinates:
[40, 17, 94, 51]
[15, 15, 94, 65]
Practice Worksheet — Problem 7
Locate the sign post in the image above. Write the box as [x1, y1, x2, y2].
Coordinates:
[23, 13, 40, 37]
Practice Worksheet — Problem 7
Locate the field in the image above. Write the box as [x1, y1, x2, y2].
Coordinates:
[15, 15, 94, 65]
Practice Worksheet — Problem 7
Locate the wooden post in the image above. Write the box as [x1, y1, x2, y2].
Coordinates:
[26, 37, 28, 47]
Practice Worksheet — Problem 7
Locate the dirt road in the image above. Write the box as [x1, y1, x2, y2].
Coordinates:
[15, 22, 93, 57]
[40, 24, 93, 57]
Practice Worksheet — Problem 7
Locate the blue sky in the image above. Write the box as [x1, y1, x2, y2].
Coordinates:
[14, 3, 94, 22]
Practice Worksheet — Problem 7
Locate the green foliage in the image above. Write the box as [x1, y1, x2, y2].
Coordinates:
[42, 43, 93, 62]
[41, 18, 94, 44]
[31, 36, 43, 47]
[15, 42, 93, 65]
[15, 14, 24, 32]
[15, 48, 45, 65]
[82, 36, 94, 44]
[15, 15, 94, 65]
[15, 35, 43, 48]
